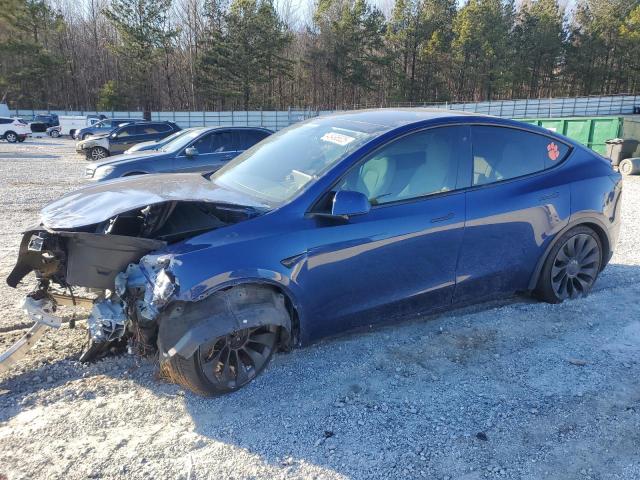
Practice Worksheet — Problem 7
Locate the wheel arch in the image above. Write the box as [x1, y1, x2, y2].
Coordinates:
[122, 171, 148, 177]
[527, 217, 612, 291]
[158, 278, 304, 360]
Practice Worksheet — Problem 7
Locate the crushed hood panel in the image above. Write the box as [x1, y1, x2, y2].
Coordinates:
[41, 173, 270, 229]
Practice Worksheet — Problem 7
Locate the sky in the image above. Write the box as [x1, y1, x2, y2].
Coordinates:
[274, 0, 577, 28]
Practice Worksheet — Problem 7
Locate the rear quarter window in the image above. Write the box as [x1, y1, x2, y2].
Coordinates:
[472, 126, 570, 186]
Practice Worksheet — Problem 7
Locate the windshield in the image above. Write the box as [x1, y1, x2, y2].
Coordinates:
[161, 128, 206, 152]
[212, 117, 383, 204]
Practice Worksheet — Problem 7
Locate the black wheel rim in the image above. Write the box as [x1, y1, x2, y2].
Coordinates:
[198, 325, 278, 389]
[551, 233, 600, 300]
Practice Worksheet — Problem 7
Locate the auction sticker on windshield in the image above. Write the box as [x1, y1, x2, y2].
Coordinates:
[321, 131, 355, 146]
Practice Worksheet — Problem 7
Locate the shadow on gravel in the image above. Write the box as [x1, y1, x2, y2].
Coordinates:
[0, 153, 59, 159]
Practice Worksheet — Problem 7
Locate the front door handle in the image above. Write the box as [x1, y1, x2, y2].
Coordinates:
[430, 212, 454, 223]
[539, 191, 559, 202]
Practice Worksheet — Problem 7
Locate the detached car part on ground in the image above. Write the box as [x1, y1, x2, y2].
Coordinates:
[1, 110, 622, 396]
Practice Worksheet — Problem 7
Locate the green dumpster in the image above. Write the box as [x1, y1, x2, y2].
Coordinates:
[520, 117, 628, 154]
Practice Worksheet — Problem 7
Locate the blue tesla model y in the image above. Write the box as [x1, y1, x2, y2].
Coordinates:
[6, 109, 622, 395]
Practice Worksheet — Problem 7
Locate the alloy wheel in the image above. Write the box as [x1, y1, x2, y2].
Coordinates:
[550, 233, 600, 300]
[90, 148, 107, 161]
[198, 325, 278, 390]
[6, 132, 17, 143]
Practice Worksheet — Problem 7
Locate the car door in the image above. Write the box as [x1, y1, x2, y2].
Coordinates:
[175, 130, 237, 173]
[453, 125, 572, 303]
[297, 126, 471, 339]
[109, 125, 142, 154]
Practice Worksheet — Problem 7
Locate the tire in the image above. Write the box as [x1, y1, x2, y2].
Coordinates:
[88, 146, 109, 161]
[162, 325, 279, 396]
[4, 131, 18, 143]
[50, 129, 60, 138]
[17, 137, 25, 143]
[69, 129, 75, 138]
[535, 226, 603, 303]
[619, 158, 640, 176]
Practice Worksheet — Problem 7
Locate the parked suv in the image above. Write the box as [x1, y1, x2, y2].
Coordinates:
[86, 126, 272, 180]
[74, 118, 146, 140]
[0, 117, 31, 143]
[77, 121, 181, 160]
[33, 114, 59, 128]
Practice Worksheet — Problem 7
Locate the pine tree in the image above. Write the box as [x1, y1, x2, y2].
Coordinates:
[103, 0, 178, 112]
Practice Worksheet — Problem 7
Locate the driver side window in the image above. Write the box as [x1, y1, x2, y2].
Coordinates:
[337, 126, 468, 205]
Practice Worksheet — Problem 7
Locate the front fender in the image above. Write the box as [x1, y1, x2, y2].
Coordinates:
[157, 284, 291, 359]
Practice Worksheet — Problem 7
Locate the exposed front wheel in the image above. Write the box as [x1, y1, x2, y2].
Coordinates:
[5, 131, 17, 143]
[536, 226, 602, 303]
[163, 325, 279, 396]
[88, 146, 109, 161]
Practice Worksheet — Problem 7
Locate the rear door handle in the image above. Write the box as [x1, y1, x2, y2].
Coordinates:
[539, 192, 559, 202]
[430, 212, 454, 223]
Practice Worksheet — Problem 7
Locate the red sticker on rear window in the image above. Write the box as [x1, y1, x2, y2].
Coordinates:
[547, 142, 560, 161]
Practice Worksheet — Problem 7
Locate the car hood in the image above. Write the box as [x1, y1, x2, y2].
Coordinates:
[89, 151, 164, 168]
[40, 173, 271, 230]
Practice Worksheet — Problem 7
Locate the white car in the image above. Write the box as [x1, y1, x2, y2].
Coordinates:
[47, 116, 100, 138]
[0, 117, 30, 143]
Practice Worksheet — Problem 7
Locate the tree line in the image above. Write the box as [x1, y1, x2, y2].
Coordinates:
[0, 0, 638, 112]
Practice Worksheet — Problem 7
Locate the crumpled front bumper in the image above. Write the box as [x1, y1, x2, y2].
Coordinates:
[0, 297, 62, 374]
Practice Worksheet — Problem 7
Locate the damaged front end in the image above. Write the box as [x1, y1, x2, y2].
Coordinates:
[2, 196, 263, 371]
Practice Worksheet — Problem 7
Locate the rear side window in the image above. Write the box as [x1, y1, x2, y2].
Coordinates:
[0, 118, 11, 124]
[154, 123, 172, 133]
[237, 130, 269, 150]
[139, 124, 162, 134]
[117, 125, 139, 137]
[472, 126, 569, 186]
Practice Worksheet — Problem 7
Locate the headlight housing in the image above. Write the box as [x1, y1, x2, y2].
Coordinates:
[93, 166, 115, 179]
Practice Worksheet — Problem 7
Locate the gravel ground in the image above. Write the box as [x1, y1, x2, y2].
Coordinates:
[0, 137, 639, 480]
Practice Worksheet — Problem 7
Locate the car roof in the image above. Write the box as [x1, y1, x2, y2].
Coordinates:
[315, 108, 576, 145]
[190, 126, 273, 133]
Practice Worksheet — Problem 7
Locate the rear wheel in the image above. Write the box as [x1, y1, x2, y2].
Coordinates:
[50, 129, 60, 138]
[163, 325, 279, 396]
[5, 131, 17, 143]
[88, 146, 109, 161]
[536, 226, 602, 303]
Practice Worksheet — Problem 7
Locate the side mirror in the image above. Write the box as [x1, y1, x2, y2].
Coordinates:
[185, 147, 198, 157]
[330, 190, 370, 218]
